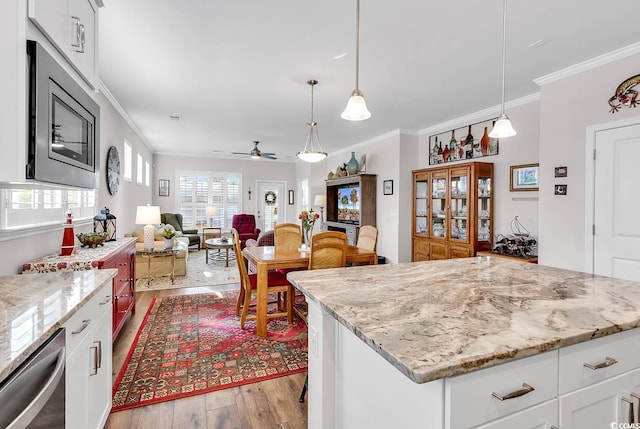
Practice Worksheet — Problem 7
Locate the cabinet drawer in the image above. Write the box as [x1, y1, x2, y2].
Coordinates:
[559, 328, 640, 394]
[445, 350, 558, 429]
[64, 282, 112, 354]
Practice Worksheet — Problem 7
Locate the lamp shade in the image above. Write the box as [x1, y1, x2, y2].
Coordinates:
[206, 206, 219, 216]
[135, 205, 161, 225]
[341, 92, 371, 121]
[488, 113, 517, 138]
[314, 194, 326, 207]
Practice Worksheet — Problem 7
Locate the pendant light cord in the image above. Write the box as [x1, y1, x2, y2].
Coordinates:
[500, 0, 507, 114]
[355, 0, 361, 91]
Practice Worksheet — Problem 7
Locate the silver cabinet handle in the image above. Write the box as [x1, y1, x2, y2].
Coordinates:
[71, 319, 91, 335]
[6, 348, 65, 429]
[583, 356, 617, 370]
[99, 295, 112, 305]
[491, 383, 535, 401]
[70, 16, 85, 53]
[89, 342, 98, 376]
[622, 397, 635, 423]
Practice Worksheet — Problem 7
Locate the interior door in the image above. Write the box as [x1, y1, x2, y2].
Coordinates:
[593, 123, 640, 281]
[256, 181, 285, 233]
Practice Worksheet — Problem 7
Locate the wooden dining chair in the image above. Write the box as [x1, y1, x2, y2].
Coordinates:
[298, 230, 348, 403]
[274, 223, 302, 250]
[231, 228, 294, 329]
[357, 225, 378, 252]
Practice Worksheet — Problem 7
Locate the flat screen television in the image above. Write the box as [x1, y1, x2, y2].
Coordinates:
[336, 185, 360, 224]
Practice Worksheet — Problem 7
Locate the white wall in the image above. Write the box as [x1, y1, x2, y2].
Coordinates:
[152, 154, 298, 227]
[538, 51, 640, 271]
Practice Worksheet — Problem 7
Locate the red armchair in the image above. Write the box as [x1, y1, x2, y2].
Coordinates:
[232, 214, 261, 248]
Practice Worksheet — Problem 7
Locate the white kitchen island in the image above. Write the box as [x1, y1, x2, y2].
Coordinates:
[287, 257, 640, 429]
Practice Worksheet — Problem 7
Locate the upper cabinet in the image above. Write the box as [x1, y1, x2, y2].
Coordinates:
[28, 0, 101, 88]
[412, 162, 493, 261]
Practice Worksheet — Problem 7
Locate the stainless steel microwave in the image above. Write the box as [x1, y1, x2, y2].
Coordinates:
[26, 40, 100, 189]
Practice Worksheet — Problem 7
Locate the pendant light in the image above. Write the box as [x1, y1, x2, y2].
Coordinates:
[297, 80, 327, 163]
[341, 0, 371, 121]
[489, 0, 517, 138]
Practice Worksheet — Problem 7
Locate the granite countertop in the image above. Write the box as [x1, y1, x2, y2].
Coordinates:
[0, 269, 117, 381]
[22, 237, 137, 273]
[287, 257, 640, 384]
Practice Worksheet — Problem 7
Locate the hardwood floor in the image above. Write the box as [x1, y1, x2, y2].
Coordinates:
[105, 285, 308, 429]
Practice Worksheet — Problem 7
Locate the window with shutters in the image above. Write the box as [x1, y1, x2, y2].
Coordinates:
[0, 187, 96, 232]
[176, 171, 242, 230]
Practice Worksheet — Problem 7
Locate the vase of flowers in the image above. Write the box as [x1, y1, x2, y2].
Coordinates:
[298, 208, 320, 251]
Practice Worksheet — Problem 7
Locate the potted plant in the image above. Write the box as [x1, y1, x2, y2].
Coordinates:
[161, 227, 176, 249]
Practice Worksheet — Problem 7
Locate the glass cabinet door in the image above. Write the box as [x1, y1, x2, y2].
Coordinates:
[449, 172, 468, 242]
[415, 179, 428, 236]
[477, 176, 492, 242]
[431, 174, 447, 239]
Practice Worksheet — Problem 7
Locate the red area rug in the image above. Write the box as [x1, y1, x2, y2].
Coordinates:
[111, 292, 308, 411]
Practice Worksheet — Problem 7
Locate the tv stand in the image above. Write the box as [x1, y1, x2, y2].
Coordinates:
[325, 174, 376, 245]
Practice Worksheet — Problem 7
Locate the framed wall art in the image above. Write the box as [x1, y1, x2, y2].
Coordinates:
[510, 164, 539, 191]
[555, 166, 567, 177]
[383, 180, 393, 195]
[428, 118, 499, 165]
[555, 184, 567, 195]
[159, 179, 170, 196]
[288, 190, 295, 205]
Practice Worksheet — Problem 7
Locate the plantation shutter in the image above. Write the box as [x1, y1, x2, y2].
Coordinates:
[177, 171, 242, 230]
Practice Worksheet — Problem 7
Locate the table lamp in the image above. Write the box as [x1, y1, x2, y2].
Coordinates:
[135, 205, 161, 251]
[206, 206, 218, 227]
[314, 194, 326, 223]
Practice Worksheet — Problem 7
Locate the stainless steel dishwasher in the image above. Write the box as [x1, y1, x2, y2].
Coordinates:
[0, 328, 65, 428]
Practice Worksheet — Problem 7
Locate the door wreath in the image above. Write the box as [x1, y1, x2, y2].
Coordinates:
[264, 191, 277, 205]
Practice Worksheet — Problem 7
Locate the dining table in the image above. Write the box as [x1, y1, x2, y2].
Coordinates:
[242, 244, 378, 337]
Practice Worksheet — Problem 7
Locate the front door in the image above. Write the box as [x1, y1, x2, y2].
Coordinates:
[256, 181, 286, 233]
[593, 123, 640, 281]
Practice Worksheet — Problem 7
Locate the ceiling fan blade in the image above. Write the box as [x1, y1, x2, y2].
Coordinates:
[263, 154, 278, 160]
[231, 152, 251, 155]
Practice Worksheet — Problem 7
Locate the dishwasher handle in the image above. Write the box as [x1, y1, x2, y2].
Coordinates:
[6, 347, 66, 429]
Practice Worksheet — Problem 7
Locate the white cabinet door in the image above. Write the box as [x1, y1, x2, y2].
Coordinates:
[65, 286, 112, 429]
[559, 369, 640, 428]
[88, 307, 112, 429]
[474, 399, 557, 429]
[68, 0, 98, 85]
[28, 0, 99, 87]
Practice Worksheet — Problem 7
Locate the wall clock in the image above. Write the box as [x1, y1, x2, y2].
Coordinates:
[106, 146, 120, 195]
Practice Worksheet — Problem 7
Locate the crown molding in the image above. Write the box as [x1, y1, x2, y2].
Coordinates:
[97, 79, 155, 154]
[534, 42, 640, 86]
[418, 93, 540, 137]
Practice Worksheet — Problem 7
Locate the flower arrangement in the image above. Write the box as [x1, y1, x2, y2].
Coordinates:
[299, 208, 320, 246]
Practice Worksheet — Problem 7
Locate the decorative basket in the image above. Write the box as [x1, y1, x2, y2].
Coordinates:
[76, 232, 109, 248]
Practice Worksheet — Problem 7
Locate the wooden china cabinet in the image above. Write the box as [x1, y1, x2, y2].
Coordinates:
[412, 162, 493, 261]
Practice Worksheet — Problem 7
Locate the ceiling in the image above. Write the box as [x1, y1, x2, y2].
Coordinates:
[98, 0, 640, 162]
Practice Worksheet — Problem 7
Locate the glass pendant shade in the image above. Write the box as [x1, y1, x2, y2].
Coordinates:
[341, 90, 371, 121]
[489, 113, 517, 138]
[297, 121, 327, 163]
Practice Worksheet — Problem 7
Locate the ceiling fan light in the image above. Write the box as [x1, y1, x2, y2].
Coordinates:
[341, 91, 371, 121]
[489, 113, 517, 138]
[250, 154, 261, 159]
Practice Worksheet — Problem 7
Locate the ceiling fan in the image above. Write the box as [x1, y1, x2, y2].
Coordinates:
[232, 141, 277, 160]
